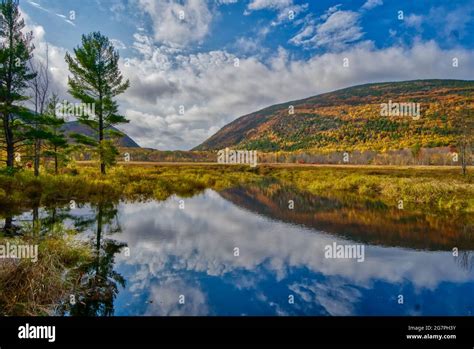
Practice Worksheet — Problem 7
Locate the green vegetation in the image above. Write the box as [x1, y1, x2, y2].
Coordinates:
[0, 165, 262, 210]
[1, 164, 472, 213]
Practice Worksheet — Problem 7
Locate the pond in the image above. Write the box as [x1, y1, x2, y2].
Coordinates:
[3, 184, 474, 316]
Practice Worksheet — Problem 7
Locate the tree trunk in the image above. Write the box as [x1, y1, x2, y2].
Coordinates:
[34, 138, 41, 176]
[461, 146, 467, 176]
[6, 135, 14, 168]
[54, 149, 58, 174]
[3, 114, 15, 168]
[99, 98, 106, 175]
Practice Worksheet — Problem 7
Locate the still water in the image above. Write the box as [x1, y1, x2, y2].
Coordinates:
[6, 185, 474, 316]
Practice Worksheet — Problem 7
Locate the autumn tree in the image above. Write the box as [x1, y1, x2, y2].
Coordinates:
[453, 103, 473, 176]
[65, 32, 129, 175]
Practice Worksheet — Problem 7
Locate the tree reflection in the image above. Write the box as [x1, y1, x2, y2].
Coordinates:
[68, 201, 126, 316]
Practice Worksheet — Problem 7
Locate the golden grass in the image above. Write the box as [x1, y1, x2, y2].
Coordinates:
[0, 231, 92, 316]
[0, 164, 472, 212]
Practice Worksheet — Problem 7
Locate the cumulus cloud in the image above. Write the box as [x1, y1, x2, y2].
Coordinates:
[137, 0, 212, 46]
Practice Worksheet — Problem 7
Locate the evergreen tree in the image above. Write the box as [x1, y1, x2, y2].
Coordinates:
[0, 0, 36, 169]
[65, 32, 130, 175]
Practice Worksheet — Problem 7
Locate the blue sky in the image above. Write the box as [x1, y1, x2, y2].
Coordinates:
[22, 0, 474, 150]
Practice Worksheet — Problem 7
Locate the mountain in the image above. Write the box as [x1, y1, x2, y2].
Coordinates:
[194, 79, 473, 152]
[61, 121, 140, 148]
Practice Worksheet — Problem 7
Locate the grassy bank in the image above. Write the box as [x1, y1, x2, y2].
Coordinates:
[0, 230, 92, 316]
[272, 166, 474, 212]
[0, 164, 472, 213]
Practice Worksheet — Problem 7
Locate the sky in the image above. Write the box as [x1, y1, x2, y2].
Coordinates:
[21, 0, 474, 150]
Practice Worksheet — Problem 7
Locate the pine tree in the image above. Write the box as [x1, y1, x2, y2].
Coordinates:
[0, 0, 36, 170]
[65, 32, 130, 175]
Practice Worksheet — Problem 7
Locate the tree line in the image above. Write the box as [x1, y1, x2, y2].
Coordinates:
[0, 0, 129, 176]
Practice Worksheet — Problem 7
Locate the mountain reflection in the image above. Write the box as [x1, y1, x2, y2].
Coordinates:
[219, 184, 474, 251]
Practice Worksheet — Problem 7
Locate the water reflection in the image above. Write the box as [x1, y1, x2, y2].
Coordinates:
[67, 202, 127, 316]
[2, 184, 474, 316]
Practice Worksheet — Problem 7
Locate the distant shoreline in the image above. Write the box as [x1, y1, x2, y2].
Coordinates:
[76, 161, 466, 170]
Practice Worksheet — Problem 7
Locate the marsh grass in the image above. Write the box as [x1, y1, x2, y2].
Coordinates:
[0, 164, 472, 213]
[0, 230, 92, 316]
[271, 167, 474, 212]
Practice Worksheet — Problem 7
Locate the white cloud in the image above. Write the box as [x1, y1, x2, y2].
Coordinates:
[110, 38, 127, 50]
[26, 0, 75, 26]
[246, 0, 308, 26]
[290, 279, 363, 315]
[402, 6, 473, 41]
[429, 6, 474, 41]
[291, 9, 364, 50]
[361, 0, 383, 11]
[137, 0, 212, 46]
[216, 0, 238, 4]
[233, 36, 267, 56]
[405, 14, 424, 31]
[247, 0, 293, 11]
